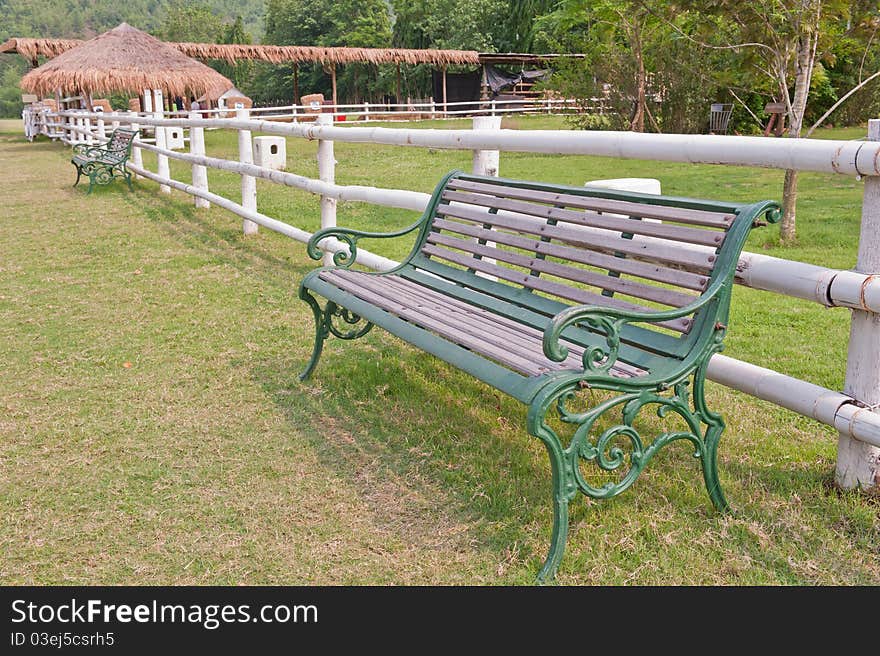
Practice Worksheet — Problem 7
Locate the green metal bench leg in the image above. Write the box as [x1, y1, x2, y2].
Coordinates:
[701, 422, 730, 512]
[298, 288, 374, 381]
[73, 165, 82, 187]
[299, 288, 329, 381]
[692, 360, 730, 512]
[536, 437, 572, 584]
[125, 169, 134, 191]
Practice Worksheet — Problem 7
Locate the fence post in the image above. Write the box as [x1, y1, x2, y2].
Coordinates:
[430, 97, 436, 120]
[84, 114, 94, 143]
[111, 111, 120, 131]
[836, 117, 880, 491]
[96, 109, 106, 141]
[292, 104, 298, 124]
[491, 99, 496, 117]
[316, 113, 336, 266]
[129, 113, 143, 179]
[364, 101, 370, 121]
[472, 116, 502, 278]
[190, 109, 210, 209]
[237, 107, 258, 235]
[153, 89, 170, 194]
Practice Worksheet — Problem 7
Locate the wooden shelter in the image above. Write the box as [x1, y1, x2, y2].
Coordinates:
[18, 24, 232, 109]
[5, 34, 581, 108]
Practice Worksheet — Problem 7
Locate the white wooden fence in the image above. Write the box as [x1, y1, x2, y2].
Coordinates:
[37, 103, 880, 491]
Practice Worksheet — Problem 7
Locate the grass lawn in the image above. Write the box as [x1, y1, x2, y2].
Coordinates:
[0, 115, 877, 585]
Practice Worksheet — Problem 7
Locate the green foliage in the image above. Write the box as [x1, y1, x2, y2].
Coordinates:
[156, 2, 224, 43]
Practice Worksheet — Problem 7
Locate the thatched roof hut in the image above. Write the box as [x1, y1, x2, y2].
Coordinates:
[19, 23, 232, 99]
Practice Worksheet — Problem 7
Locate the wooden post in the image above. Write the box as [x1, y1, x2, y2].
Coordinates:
[442, 66, 448, 117]
[237, 107, 258, 235]
[472, 115, 501, 278]
[330, 64, 338, 108]
[836, 117, 880, 491]
[316, 113, 336, 266]
[190, 110, 210, 209]
[293, 64, 300, 105]
[396, 63, 402, 104]
[129, 113, 143, 179]
[153, 89, 170, 194]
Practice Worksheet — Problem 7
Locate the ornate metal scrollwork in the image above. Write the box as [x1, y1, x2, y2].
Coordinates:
[553, 383, 706, 500]
[325, 302, 373, 340]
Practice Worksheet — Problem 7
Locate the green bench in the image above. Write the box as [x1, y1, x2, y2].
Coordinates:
[71, 128, 138, 194]
[299, 170, 780, 581]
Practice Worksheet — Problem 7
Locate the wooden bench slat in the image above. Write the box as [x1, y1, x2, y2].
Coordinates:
[321, 270, 647, 379]
[434, 203, 718, 273]
[442, 190, 727, 248]
[377, 274, 649, 377]
[401, 263, 687, 365]
[431, 218, 709, 291]
[426, 231, 698, 308]
[422, 244, 693, 333]
[447, 178, 736, 228]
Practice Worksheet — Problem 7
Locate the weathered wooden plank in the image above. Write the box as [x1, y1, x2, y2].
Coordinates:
[322, 271, 588, 376]
[378, 276, 647, 378]
[442, 191, 726, 247]
[322, 270, 647, 378]
[400, 262, 689, 362]
[426, 231, 698, 308]
[447, 178, 735, 228]
[421, 244, 693, 332]
[434, 203, 718, 273]
[431, 218, 709, 291]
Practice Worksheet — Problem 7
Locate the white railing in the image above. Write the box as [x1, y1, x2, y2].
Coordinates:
[155, 97, 594, 123]
[37, 105, 880, 488]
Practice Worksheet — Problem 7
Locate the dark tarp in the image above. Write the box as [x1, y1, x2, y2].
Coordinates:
[484, 65, 549, 93]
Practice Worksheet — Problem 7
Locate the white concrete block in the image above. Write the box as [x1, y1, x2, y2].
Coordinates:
[166, 126, 186, 150]
[584, 177, 661, 195]
[253, 136, 287, 170]
[585, 177, 662, 222]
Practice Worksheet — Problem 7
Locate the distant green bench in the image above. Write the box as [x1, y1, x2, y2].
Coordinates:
[71, 128, 138, 194]
[299, 170, 779, 581]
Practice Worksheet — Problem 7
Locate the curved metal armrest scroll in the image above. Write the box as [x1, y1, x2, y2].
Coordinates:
[305, 216, 428, 268]
[542, 279, 728, 374]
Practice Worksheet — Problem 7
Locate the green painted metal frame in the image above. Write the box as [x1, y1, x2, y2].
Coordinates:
[298, 169, 781, 582]
[71, 128, 139, 194]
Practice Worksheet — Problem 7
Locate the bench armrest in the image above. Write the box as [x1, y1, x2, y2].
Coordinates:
[306, 216, 428, 267]
[543, 278, 727, 375]
[72, 143, 106, 157]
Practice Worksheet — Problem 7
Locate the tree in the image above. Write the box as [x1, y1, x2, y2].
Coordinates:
[260, 0, 392, 103]
[537, 1, 700, 132]
[666, 1, 864, 242]
[156, 2, 224, 43]
[214, 16, 253, 90]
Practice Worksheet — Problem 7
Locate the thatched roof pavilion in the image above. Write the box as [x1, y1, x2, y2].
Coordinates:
[2, 37, 481, 67]
[18, 23, 232, 102]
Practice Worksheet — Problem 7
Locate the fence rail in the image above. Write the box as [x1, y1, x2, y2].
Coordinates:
[26, 105, 880, 486]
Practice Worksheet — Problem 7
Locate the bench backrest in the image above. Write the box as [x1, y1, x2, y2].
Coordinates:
[105, 128, 137, 154]
[408, 171, 776, 363]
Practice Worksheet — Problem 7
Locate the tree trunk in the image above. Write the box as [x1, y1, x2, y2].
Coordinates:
[779, 6, 819, 242]
[781, 169, 798, 242]
[630, 25, 646, 133]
